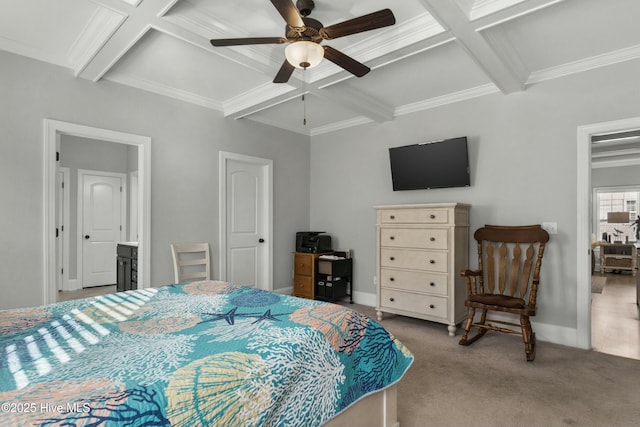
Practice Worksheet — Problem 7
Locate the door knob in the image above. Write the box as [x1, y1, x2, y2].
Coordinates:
[84, 235, 90, 239]
[258, 238, 265, 243]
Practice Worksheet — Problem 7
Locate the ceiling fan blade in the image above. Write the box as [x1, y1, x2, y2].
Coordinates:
[323, 46, 370, 77]
[271, 0, 304, 28]
[273, 59, 295, 83]
[321, 9, 396, 40]
[210, 37, 287, 47]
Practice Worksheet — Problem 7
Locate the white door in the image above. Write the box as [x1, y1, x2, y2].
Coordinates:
[81, 172, 125, 288]
[221, 153, 272, 290]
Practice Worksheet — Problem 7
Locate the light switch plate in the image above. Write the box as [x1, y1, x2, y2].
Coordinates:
[542, 222, 558, 234]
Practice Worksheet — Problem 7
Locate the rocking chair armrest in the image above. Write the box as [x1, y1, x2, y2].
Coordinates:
[460, 269, 482, 277]
[460, 269, 482, 295]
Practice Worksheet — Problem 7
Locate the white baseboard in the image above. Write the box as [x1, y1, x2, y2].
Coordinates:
[274, 287, 580, 348]
[352, 291, 376, 307]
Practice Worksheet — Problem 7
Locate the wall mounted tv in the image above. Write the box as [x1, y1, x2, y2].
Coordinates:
[389, 137, 470, 191]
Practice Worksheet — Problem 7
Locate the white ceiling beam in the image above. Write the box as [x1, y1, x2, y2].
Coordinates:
[225, 85, 303, 120]
[226, 31, 454, 123]
[79, 0, 178, 81]
[418, 0, 525, 93]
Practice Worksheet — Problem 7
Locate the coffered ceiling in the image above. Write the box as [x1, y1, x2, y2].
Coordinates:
[1, 0, 639, 136]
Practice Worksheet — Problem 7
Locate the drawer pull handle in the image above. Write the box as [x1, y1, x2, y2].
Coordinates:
[430, 282, 435, 287]
[429, 304, 435, 309]
[429, 260, 435, 264]
[390, 277, 395, 281]
[430, 237, 436, 241]
[390, 215, 395, 219]
[390, 257, 395, 261]
[390, 236, 395, 240]
[430, 214, 436, 219]
[389, 297, 395, 302]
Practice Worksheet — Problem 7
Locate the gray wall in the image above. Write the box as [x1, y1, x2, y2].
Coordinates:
[0, 50, 310, 310]
[60, 135, 131, 280]
[310, 58, 640, 344]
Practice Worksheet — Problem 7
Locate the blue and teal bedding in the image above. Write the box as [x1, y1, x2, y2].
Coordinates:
[0, 281, 413, 426]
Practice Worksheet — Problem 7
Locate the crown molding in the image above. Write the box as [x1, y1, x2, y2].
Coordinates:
[395, 83, 499, 116]
[310, 116, 373, 137]
[163, 6, 274, 67]
[224, 83, 300, 119]
[470, 0, 565, 29]
[105, 72, 224, 110]
[246, 115, 311, 137]
[0, 37, 67, 68]
[310, 85, 394, 123]
[527, 44, 640, 84]
[470, 0, 527, 20]
[68, 7, 126, 76]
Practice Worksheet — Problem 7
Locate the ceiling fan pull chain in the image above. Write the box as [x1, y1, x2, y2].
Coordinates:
[303, 93, 307, 126]
[302, 69, 307, 126]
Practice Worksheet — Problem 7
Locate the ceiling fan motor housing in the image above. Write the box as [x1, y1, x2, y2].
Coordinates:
[296, 0, 315, 17]
[285, 17, 323, 42]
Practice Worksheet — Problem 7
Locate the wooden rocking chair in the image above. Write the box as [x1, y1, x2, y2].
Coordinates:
[459, 225, 549, 361]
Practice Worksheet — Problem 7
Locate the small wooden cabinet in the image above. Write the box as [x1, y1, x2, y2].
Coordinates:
[293, 252, 325, 299]
[117, 243, 138, 292]
[600, 243, 637, 276]
[375, 203, 470, 336]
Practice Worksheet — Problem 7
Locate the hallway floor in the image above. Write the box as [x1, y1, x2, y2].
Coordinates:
[57, 284, 116, 302]
[592, 272, 640, 360]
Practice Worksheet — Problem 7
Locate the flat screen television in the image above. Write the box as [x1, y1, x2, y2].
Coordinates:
[389, 137, 470, 191]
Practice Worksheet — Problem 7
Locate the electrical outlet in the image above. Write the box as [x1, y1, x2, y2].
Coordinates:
[373, 275, 377, 286]
[542, 222, 558, 235]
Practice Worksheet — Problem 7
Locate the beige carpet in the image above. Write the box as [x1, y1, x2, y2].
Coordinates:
[591, 275, 607, 293]
[342, 303, 640, 427]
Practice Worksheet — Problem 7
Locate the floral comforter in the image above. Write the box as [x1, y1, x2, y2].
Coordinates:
[0, 281, 413, 426]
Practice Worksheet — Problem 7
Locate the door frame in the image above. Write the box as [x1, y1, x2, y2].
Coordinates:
[218, 151, 273, 290]
[77, 169, 127, 288]
[44, 119, 151, 304]
[576, 115, 640, 349]
[57, 167, 70, 291]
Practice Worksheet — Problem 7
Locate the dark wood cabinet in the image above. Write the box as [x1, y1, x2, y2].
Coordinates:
[117, 243, 138, 292]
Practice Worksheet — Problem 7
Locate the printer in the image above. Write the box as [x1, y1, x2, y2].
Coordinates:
[296, 232, 332, 253]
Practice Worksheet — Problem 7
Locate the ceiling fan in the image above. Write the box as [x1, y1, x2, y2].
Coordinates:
[210, 0, 396, 83]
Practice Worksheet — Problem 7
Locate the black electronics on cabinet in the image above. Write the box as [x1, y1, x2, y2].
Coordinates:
[296, 231, 332, 253]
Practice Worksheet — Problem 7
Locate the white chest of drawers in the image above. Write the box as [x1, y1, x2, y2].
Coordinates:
[375, 203, 470, 336]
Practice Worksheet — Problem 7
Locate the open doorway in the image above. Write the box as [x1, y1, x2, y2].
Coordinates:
[44, 119, 151, 305]
[577, 117, 640, 354]
[590, 137, 640, 360]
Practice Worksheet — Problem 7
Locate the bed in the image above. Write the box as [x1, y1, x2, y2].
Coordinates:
[0, 281, 413, 426]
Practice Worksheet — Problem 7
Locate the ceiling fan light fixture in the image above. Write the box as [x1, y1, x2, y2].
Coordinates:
[285, 41, 324, 69]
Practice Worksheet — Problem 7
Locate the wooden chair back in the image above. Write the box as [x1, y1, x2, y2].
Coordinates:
[473, 225, 549, 309]
[171, 242, 211, 283]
